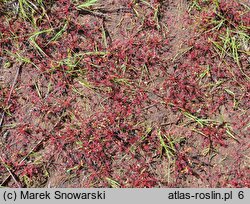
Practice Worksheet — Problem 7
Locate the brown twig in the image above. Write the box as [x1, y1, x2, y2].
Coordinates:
[92, 7, 134, 14]
[0, 137, 48, 187]
[0, 63, 23, 129]
[0, 155, 22, 187]
[0, 116, 61, 187]
[78, 8, 111, 19]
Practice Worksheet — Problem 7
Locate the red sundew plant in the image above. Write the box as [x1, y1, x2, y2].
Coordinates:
[0, 0, 249, 187]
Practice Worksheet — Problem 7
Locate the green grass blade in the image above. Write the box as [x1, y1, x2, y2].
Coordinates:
[77, 0, 98, 9]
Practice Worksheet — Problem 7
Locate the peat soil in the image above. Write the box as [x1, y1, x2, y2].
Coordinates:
[0, 0, 249, 187]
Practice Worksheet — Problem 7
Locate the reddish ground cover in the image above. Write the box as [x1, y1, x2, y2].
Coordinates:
[0, 0, 249, 187]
